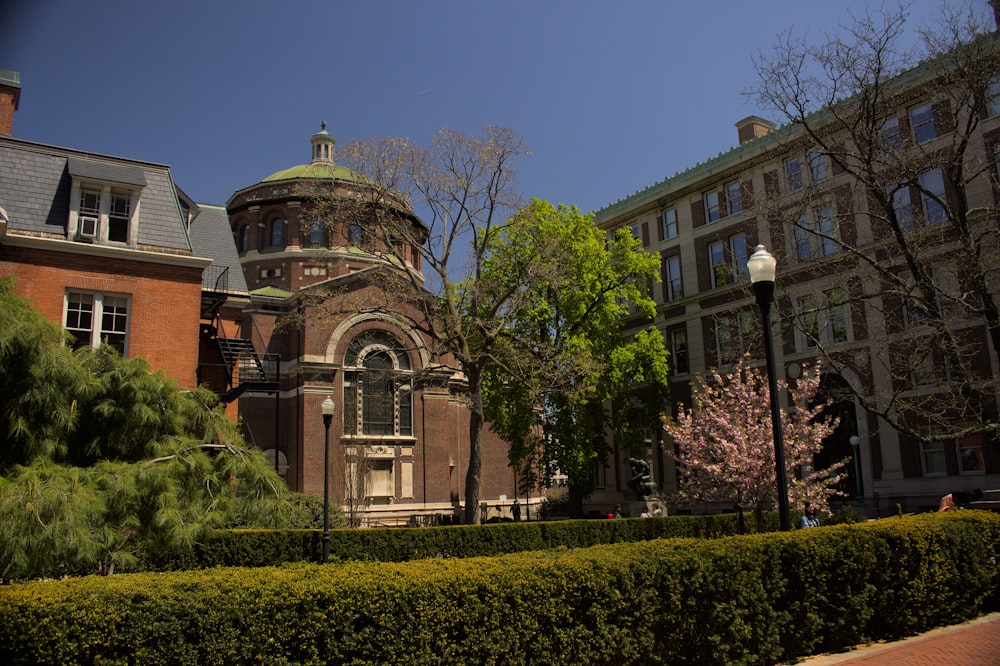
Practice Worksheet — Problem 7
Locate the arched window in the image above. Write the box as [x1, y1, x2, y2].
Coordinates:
[306, 218, 325, 248]
[342, 330, 413, 437]
[236, 225, 249, 253]
[269, 218, 283, 247]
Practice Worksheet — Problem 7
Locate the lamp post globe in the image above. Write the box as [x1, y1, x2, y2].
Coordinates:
[748, 245, 791, 532]
[321, 395, 335, 562]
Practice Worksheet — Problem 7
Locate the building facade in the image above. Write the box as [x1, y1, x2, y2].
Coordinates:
[222, 125, 518, 525]
[595, 45, 1000, 515]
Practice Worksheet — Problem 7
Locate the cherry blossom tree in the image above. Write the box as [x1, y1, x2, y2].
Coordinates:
[663, 354, 847, 527]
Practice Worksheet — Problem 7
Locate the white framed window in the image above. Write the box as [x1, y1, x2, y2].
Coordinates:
[920, 439, 947, 476]
[664, 255, 682, 302]
[726, 181, 743, 214]
[729, 233, 749, 281]
[64, 290, 129, 356]
[669, 327, 689, 375]
[880, 117, 902, 151]
[629, 223, 640, 239]
[785, 156, 803, 191]
[910, 102, 936, 144]
[662, 208, 678, 239]
[708, 240, 726, 288]
[892, 184, 914, 231]
[793, 206, 838, 260]
[957, 435, 986, 474]
[705, 191, 722, 223]
[808, 149, 828, 182]
[919, 168, 947, 223]
[825, 288, 850, 343]
[796, 294, 819, 351]
[108, 190, 131, 243]
[72, 183, 138, 244]
[715, 310, 754, 365]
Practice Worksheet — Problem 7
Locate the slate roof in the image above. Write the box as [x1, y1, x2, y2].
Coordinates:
[0, 136, 193, 253]
[188, 203, 249, 294]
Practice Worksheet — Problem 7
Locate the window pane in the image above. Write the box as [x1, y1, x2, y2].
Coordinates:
[670, 328, 688, 375]
[816, 206, 838, 256]
[794, 216, 812, 261]
[893, 185, 914, 231]
[663, 208, 677, 238]
[730, 233, 748, 279]
[910, 103, 936, 144]
[785, 156, 803, 190]
[808, 150, 827, 182]
[270, 219, 283, 246]
[307, 218, 324, 247]
[343, 372, 358, 435]
[726, 182, 742, 214]
[705, 192, 721, 222]
[666, 255, 682, 301]
[708, 241, 726, 287]
[921, 440, 946, 475]
[880, 117, 901, 151]
[957, 436, 985, 473]
[920, 169, 946, 223]
[65, 292, 94, 350]
[362, 352, 395, 436]
[100, 295, 129, 355]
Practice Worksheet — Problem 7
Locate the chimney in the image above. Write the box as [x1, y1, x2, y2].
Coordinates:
[0, 70, 21, 136]
[735, 115, 776, 145]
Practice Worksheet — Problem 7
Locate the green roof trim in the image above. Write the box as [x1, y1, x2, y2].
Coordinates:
[250, 286, 294, 299]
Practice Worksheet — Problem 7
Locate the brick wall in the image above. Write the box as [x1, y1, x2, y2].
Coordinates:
[1, 244, 203, 387]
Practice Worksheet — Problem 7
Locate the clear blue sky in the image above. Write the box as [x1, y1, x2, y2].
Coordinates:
[1, 0, 951, 215]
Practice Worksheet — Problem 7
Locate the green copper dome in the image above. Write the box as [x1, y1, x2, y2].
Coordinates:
[261, 161, 365, 183]
[260, 121, 369, 184]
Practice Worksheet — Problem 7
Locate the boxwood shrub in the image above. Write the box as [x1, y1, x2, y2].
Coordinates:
[1, 511, 996, 665]
[147, 511, 778, 571]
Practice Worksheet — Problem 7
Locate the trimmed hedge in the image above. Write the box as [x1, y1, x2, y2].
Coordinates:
[2, 511, 997, 665]
[147, 512, 778, 570]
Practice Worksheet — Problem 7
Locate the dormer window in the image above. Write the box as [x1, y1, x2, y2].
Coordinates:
[67, 158, 145, 246]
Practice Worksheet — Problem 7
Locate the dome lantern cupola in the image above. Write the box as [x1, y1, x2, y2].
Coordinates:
[310, 120, 335, 164]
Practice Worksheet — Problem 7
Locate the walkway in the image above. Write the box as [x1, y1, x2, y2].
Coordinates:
[794, 612, 1000, 665]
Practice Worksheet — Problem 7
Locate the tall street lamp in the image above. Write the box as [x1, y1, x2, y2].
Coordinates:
[850, 435, 866, 510]
[321, 395, 335, 562]
[747, 244, 791, 532]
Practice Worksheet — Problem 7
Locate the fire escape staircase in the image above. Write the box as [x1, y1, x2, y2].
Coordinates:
[215, 336, 279, 403]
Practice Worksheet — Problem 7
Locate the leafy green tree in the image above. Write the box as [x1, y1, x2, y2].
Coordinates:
[0, 277, 294, 579]
[480, 200, 671, 515]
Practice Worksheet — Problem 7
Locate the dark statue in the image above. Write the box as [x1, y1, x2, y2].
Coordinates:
[627, 457, 656, 500]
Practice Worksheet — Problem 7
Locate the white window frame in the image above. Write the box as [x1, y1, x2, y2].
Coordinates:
[705, 191, 722, 223]
[785, 155, 803, 191]
[729, 233, 749, 281]
[725, 181, 743, 215]
[956, 435, 986, 475]
[910, 102, 936, 144]
[662, 208, 678, 239]
[919, 168, 947, 224]
[70, 182, 139, 245]
[920, 439, 947, 476]
[63, 290, 130, 356]
[808, 149, 828, 183]
[669, 327, 688, 375]
[708, 240, 726, 288]
[664, 255, 682, 302]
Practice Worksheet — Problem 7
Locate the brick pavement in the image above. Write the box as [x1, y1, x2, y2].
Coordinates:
[794, 612, 1000, 665]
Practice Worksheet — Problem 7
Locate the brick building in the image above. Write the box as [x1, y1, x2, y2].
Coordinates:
[0, 110, 209, 388]
[595, 38, 1000, 515]
[219, 124, 518, 525]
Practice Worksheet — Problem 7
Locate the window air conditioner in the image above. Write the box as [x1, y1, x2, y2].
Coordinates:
[78, 216, 99, 240]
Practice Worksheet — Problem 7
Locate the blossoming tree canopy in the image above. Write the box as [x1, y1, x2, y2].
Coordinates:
[663, 354, 848, 522]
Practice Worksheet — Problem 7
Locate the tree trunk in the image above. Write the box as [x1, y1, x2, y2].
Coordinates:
[463, 366, 484, 524]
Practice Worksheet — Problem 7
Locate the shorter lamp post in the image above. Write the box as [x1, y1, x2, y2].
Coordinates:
[850, 435, 866, 510]
[747, 244, 791, 532]
[321, 395, 335, 563]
